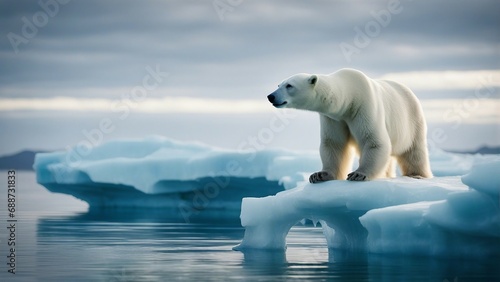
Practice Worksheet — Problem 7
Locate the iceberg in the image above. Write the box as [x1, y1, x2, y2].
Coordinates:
[234, 157, 500, 257]
[34, 136, 319, 220]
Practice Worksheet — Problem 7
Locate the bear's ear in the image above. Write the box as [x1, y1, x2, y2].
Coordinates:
[308, 75, 317, 86]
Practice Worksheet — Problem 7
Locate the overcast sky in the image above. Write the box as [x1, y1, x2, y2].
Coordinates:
[0, 0, 499, 155]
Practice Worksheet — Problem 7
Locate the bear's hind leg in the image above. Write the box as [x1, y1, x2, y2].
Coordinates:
[397, 144, 432, 179]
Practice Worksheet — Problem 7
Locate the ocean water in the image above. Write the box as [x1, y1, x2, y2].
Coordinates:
[0, 171, 498, 281]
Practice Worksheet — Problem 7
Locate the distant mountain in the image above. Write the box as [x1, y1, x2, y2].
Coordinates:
[0, 150, 46, 170]
[445, 146, 500, 155]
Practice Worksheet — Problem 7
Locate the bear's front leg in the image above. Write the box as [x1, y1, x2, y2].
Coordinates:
[310, 116, 353, 183]
[309, 171, 335, 183]
[348, 138, 390, 181]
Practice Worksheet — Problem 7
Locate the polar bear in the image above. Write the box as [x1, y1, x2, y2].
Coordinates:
[267, 68, 432, 182]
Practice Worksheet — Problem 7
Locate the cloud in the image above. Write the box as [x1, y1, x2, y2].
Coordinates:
[421, 99, 500, 124]
[0, 0, 498, 153]
[0, 0, 499, 100]
[379, 70, 500, 91]
[1, 96, 498, 125]
[0, 96, 273, 114]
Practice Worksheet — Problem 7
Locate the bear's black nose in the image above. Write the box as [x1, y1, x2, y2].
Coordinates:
[267, 94, 275, 103]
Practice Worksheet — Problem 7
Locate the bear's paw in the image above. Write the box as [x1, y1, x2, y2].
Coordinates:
[347, 171, 368, 181]
[309, 171, 335, 183]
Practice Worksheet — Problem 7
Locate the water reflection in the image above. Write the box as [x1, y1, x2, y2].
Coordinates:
[240, 249, 288, 277]
[35, 210, 500, 281]
[36, 211, 246, 281]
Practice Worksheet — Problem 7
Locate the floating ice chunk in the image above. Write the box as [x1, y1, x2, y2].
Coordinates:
[360, 188, 500, 257]
[234, 177, 466, 251]
[359, 159, 500, 257]
[235, 157, 500, 257]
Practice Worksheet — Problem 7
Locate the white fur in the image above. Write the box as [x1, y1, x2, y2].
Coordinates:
[267, 68, 433, 182]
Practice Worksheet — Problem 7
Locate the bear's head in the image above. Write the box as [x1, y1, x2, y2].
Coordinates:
[267, 73, 318, 110]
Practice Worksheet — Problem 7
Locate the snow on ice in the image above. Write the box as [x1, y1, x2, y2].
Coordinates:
[34, 137, 500, 257]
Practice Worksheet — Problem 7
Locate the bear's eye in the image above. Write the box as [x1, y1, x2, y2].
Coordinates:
[286, 84, 293, 89]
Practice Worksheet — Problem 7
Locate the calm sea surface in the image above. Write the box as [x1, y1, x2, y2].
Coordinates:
[0, 171, 498, 281]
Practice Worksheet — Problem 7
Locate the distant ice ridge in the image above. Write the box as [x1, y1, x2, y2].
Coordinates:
[234, 157, 500, 258]
[34, 136, 319, 215]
